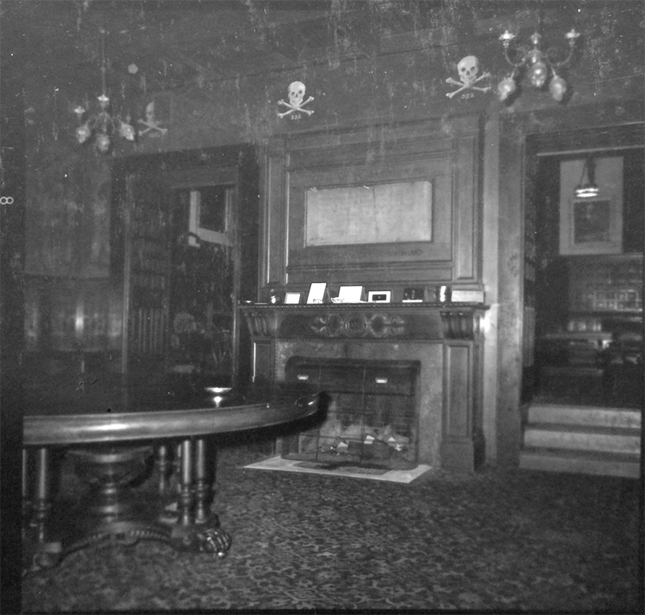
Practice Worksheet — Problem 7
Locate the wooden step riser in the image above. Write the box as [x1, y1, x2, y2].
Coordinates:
[528, 407, 642, 430]
[519, 453, 641, 479]
[524, 430, 641, 453]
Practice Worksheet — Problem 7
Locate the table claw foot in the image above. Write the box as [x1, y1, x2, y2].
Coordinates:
[170, 520, 231, 557]
[23, 541, 62, 576]
[198, 527, 232, 557]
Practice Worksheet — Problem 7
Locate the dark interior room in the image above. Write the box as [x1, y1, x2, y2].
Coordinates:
[1, 0, 643, 612]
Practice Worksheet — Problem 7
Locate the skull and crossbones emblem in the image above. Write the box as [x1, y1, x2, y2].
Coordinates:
[277, 81, 314, 118]
[138, 101, 168, 136]
[446, 56, 491, 99]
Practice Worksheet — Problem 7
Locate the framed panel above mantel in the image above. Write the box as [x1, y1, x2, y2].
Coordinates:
[259, 115, 482, 297]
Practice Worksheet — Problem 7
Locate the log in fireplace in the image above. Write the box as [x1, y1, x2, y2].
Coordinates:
[282, 357, 420, 470]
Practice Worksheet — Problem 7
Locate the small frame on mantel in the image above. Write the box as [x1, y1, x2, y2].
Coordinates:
[284, 292, 301, 305]
[338, 286, 366, 303]
[402, 287, 424, 303]
[367, 290, 391, 303]
[306, 283, 328, 304]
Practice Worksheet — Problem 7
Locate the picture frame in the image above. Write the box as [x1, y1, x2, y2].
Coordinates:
[367, 290, 391, 303]
[284, 292, 301, 305]
[337, 286, 366, 303]
[559, 158, 623, 256]
[306, 283, 328, 304]
[560, 198, 622, 255]
[402, 287, 424, 303]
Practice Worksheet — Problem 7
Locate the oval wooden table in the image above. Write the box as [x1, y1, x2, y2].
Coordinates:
[23, 387, 320, 574]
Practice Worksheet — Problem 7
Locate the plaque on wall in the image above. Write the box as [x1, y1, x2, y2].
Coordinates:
[305, 181, 432, 247]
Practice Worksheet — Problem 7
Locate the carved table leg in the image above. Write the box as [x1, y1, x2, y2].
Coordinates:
[167, 437, 231, 557]
[194, 438, 209, 524]
[23, 447, 63, 574]
[157, 444, 169, 496]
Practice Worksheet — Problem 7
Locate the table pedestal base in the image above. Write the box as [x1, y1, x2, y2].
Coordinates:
[23, 439, 232, 575]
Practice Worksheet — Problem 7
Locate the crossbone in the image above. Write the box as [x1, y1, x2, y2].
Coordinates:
[138, 119, 168, 136]
[277, 97, 314, 118]
[446, 72, 491, 99]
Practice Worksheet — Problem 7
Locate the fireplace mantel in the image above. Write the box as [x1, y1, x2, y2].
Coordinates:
[240, 302, 488, 341]
[240, 302, 488, 472]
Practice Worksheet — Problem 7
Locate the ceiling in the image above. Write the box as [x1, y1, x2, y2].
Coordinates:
[6, 0, 554, 97]
[6, 1, 455, 92]
[4, 0, 623, 131]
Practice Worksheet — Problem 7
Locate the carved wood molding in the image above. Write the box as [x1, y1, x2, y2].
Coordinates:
[241, 303, 488, 341]
[439, 310, 484, 340]
[310, 312, 406, 338]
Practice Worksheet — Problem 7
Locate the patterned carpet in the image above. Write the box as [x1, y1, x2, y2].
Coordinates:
[22, 443, 643, 613]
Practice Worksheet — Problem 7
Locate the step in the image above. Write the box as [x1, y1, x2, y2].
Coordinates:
[528, 404, 642, 429]
[523, 423, 641, 454]
[520, 447, 641, 479]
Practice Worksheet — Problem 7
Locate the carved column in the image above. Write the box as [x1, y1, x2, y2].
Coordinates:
[439, 309, 486, 472]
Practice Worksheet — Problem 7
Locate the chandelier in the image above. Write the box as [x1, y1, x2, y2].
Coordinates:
[73, 27, 135, 153]
[497, 27, 580, 103]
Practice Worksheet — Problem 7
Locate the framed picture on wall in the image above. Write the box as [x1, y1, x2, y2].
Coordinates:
[561, 198, 622, 255]
[559, 157, 623, 256]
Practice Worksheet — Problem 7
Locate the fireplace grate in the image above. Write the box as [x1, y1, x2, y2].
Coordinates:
[281, 357, 419, 470]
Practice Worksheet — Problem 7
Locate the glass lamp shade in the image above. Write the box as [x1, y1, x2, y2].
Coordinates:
[95, 133, 111, 153]
[549, 75, 567, 102]
[575, 184, 599, 198]
[75, 124, 92, 144]
[497, 77, 517, 102]
[529, 61, 548, 88]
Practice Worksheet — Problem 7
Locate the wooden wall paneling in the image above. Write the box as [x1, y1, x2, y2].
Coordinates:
[441, 341, 475, 472]
[453, 130, 479, 282]
[261, 140, 288, 292]
[496, 116, 526, 466]
[268, 117, 484, 292]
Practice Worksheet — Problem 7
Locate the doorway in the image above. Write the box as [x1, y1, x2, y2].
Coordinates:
[524, 144, 644, 409]
[113, 145, 259, 392]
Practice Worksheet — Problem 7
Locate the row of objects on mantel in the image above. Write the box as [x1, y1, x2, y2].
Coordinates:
[254, 285, 485, 306]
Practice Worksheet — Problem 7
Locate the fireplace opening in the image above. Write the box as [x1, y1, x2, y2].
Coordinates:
[281, 357, 420, 470]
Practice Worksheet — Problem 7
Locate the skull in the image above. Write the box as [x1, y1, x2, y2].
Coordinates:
[145, 101, 156, 123]
[288, 81, 305, 107]
[457, 56, 479, 85]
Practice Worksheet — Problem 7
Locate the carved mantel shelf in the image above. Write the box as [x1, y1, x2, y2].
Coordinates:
[240, 303, 489, 341]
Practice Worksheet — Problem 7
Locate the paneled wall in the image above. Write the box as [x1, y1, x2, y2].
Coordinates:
[259, 115, 482, 301]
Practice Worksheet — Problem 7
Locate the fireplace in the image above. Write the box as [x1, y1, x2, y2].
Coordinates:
[241, 303, 487, 472]
[282, 357, 419, 470]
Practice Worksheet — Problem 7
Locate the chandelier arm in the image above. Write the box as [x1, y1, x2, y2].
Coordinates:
[545, 45, 576, 70]
[502, 42, 530, 68]
[100, 27, 108, 97]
